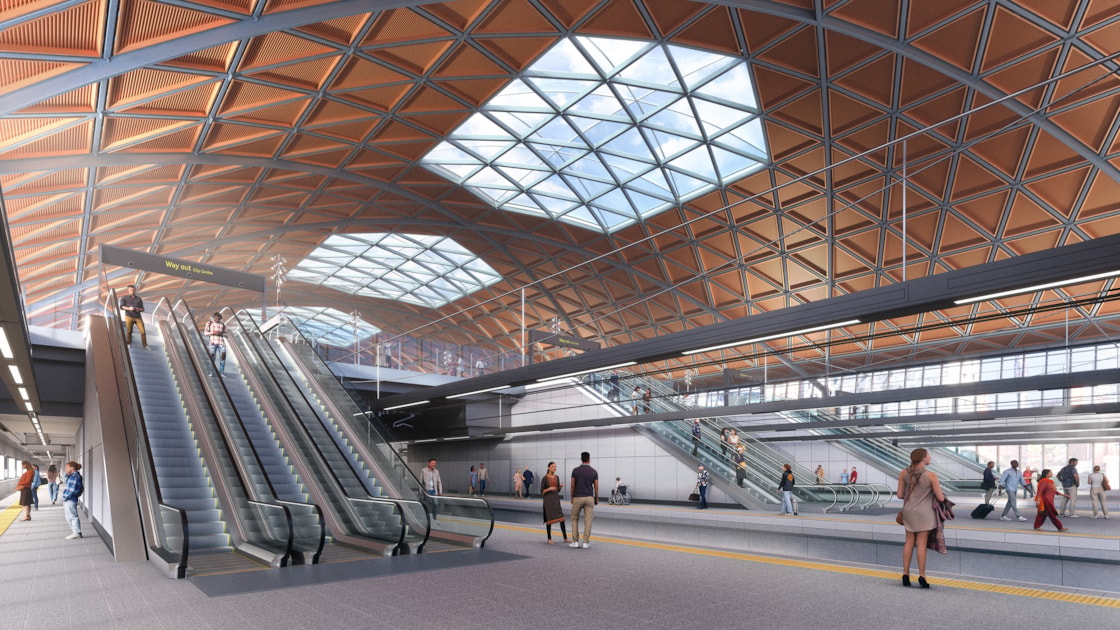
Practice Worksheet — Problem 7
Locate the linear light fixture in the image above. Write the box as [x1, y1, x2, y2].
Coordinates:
[953, 270, 1120, 305]
[24, 401, 33, 412]
[18, 387, 28, 400]
[447, 386, 510, 399]
[8, 365, 21, 384]
[537, 361, 637, 383]
[383, 400, 429, 411]
[0, 327, 11, 359]
[681, 319, 862, 355]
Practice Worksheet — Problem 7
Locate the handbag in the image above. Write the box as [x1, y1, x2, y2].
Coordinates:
[688, 483, 700, 502]
[1103, 477, 1111, 491]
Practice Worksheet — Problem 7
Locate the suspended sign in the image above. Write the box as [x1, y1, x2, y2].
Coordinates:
[529, 328, 600, 352]
[101, 244, 265, 292]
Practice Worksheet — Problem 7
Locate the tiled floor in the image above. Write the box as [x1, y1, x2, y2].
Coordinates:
[3, 492, 1120, 630]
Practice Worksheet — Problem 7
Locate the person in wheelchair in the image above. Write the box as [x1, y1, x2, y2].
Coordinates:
[610, 477, 630, 505]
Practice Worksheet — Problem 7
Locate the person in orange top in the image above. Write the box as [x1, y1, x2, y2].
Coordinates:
[1033, 469, 1069, 532]
[15, 460, 35, 521]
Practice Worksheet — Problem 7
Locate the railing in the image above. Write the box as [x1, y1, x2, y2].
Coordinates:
[266, 315, 494, 548]
[104, 291, 189, 578]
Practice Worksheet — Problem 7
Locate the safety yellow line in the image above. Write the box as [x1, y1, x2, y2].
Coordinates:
[494, 522, 1120, 609]
[0, 501, 22, 536]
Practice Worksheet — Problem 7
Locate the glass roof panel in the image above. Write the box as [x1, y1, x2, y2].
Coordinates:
[251, 306, 381, 347]
[577, 36, 652, 76]
[421, 36, 769, 233]
[291, 233, 501, 308]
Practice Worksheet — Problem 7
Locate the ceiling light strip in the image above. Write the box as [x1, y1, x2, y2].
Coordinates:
[953, 270, 1120, 305]
[681, 320, 861, 355]
[447, 386, 510, 399]
[384, 400, 430, 411]
[537, 361, 637, 382]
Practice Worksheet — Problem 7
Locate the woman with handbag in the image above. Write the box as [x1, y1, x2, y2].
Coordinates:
[15, 460, 35, 521]
[1088, 465, 1109, 519]
[897, 448, 945, 588]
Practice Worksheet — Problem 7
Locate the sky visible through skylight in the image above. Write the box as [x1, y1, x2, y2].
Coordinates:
[287, 233, 502, 309]
[421, 36, 769, 232]
[248, 305, 381, 347]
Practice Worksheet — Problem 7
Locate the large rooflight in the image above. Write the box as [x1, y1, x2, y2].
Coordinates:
[288, 233, 502, 308]
[421, 36, 768, 232]
[252, 306, 381, 347]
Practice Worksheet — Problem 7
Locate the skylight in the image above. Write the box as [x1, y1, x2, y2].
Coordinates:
[287, 233, 502, 308]
[251, 306, 381, 347]
[421, 36, 768, 232]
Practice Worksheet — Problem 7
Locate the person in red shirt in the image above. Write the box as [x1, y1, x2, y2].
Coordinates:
[849, 467, 858, 484]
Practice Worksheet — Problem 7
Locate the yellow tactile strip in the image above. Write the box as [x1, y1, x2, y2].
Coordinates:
[494, 522, 1120, 609]
[0, 501, 21, 536]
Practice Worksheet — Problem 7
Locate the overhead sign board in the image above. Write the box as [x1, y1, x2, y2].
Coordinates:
[529, 328, 600, 352]
[101, 244, 266, 292]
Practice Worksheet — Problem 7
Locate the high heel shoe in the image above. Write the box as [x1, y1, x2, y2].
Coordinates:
[901, 575, 911, 587]
[918, 577, 930, 589]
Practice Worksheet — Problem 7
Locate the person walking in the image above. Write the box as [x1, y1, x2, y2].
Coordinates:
[778, 464, 796, 515]
[981, 461, 997, 505]
[642, 387, 652, 414]
[541, 462, 568, 544]
[814, 465, 825, 484]
[569, 452, 598, 548]
[513, 468, 524, 499]
[998, 460, 1028, 521]
[1057, 458, 1080, 517]
[469, 465, 477, 496]
[419, 458, 442, 518]
[1088, 465, 1110, 519]
[46, 464, 60, 504]
[630, 386, 641, 415]
[30, 464, 42, 510]
[848, 466, 858, 484]
[62, 461, 84, 539]
[898, 448, 946, 588]
[16, 461, 35, 522]
[695, 464, 711, 510]
[119, 284, 148, 349]
[608, 371, 620, 401]
[478, 463, 488, 496]
[522, 466, 534, 499]
[1033, 469, 1069, 532]
[1021, 466, 1035, 498]
[204, 312, 227, 375]
[690, 418, 702, 456]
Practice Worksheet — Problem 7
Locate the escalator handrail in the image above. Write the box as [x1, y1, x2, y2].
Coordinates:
[103, 291, 190, 575]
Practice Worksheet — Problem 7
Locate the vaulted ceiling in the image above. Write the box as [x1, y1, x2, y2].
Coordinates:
[2, 0, 1119, 380]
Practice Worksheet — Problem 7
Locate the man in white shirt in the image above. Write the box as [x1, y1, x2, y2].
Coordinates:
[998, 460, 1028, 521]
[420, 458, 442, 518]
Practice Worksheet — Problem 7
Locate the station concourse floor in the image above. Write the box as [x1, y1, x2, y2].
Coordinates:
[3, 491, 1119, 630]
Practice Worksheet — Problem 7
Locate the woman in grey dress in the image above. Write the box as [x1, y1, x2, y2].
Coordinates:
[897, 448, 945, 588]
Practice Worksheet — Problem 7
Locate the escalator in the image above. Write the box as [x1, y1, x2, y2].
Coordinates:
[221, 310, 421, 557]
[583, 374, 892, 512]
[263, 317, 493, 549]
[161, 302, 325, 567]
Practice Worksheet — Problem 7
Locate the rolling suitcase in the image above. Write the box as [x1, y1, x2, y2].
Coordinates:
[971, 502, 996, 519]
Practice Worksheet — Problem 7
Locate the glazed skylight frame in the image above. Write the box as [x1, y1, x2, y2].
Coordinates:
[253, 306, 381, 347]
[288, 233, 502, 308]
[421, 35, 769, 232]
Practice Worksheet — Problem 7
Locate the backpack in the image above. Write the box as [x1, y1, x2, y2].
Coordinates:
[1057, 467, 1076, 487]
